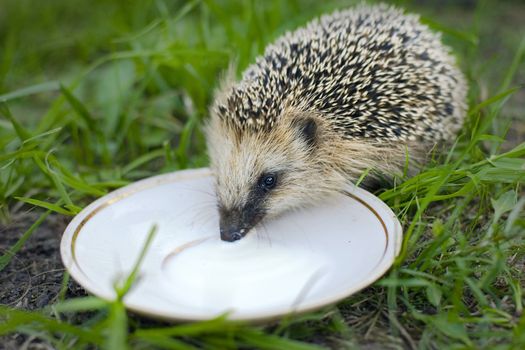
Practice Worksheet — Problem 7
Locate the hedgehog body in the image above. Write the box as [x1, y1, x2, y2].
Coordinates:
[206, 4, 467, 242]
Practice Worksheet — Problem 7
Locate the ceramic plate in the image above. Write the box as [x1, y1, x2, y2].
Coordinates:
[61, 168, 402, 322]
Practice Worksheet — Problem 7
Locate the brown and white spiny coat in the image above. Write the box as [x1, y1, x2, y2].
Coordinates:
[206, 4, 467, 241]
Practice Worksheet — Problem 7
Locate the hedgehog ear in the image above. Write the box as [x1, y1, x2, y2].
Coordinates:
[295, 117, 318, 147]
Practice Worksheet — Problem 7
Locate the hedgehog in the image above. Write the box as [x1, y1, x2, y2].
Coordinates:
[205, 3, 467, 242]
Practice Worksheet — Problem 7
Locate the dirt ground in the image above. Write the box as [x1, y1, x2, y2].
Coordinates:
[0, 212, 87, 349]
[0, 212, 84, 310]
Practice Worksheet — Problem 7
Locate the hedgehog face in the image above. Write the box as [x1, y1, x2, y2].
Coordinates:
[206, 111, 329, 242]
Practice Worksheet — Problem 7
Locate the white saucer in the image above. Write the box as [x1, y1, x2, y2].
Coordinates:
[60, 168, 402, 322]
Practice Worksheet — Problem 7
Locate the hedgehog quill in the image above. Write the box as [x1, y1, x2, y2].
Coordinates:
[206, 4, 467, 242]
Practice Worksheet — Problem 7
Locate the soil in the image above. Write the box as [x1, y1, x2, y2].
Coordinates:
[0, 212, 87, 349]
[0, 212, 85, 309]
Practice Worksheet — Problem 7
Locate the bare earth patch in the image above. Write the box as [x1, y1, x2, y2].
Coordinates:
[0, 213, 86, 349]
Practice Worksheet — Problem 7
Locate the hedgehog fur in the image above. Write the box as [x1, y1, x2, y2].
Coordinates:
[206, 3, 467, 242]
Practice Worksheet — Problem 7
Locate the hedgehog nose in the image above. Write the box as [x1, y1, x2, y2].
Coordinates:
[230, 232, 242, 241]
[219, 207, 246, 242]
[220, 229, 243, 242]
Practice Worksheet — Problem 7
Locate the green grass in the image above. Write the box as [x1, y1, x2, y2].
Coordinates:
[1, 0, 524, 348]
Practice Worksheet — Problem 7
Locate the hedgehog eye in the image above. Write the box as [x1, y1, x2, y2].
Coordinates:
[259, 173, 277, 191]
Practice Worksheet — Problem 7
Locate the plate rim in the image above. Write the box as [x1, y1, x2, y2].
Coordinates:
[60, 167, 402, 322]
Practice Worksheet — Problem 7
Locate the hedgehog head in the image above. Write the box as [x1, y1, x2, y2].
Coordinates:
[206, 101, 344, 242]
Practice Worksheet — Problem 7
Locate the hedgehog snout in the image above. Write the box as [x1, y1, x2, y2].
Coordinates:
[219, 207, 248, 242]
[220, 226, 244, 242]
[218, 201, 266, 242]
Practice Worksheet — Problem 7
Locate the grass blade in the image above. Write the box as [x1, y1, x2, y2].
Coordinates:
[0, 102, 31, 140]
[14, 197, 74, 215]
[0, 81, 60, 102]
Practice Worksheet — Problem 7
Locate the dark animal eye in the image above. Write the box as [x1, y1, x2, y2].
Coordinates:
[264, 176, 275, 187]
[260, 173, 277, 190]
